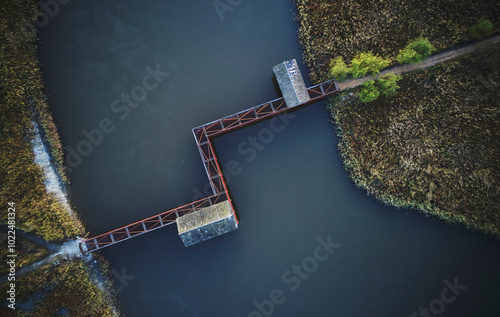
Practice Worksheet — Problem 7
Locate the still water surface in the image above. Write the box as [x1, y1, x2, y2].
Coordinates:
[38, 1, 500, 316]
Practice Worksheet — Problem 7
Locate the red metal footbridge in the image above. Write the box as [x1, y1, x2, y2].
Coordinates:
[79, 79, 339, 254]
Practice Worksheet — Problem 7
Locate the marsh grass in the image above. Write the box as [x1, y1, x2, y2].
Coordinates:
[0, 0, 84, 240]
[296, 0, 500, 237]
[0, 1, 119, 315]
[0, 259, 118, 316]
[296, 0, 500, 83]
[331, 48, 500, 237]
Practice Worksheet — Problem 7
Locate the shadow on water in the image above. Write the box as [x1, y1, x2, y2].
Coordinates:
[271, 75, 283, 98]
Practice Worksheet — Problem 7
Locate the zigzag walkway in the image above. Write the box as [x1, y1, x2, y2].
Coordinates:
[80, 79, 339, 254]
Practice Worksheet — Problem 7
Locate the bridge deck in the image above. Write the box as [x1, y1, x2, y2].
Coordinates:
[80, 194, 227, 253]
[80, 79, 339, 254]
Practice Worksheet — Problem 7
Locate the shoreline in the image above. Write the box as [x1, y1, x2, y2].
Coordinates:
[0, 1, 121, 315]
[328, 47, 500, 239]
[27, 120, 121, 315]
[30, 120, 75, 218]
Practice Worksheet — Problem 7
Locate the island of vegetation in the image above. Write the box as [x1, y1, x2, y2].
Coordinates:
[1, 1, 120, 315]
[295, 0, 499, 238]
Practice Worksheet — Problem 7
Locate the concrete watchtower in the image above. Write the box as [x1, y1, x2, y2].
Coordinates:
[176, 200, 237, 247]
[272, 59, 310, 108]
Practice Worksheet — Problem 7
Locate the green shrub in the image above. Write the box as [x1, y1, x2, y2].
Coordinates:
[329, 56, 350, 81]
[470, 19, 494, 39]
[377, 73, 402, 96]
[397, 37, 435, 64]
[350, 52, 390, 78]
[358, 80, 380, 102]
[409, 37, 435, 58]
[396, 47, 421, 64]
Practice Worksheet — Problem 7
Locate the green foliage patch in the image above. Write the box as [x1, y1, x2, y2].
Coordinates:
[470, 19, 494, 39]
[358, 81, 380, 103]
[377, 73, 402, 97]
[357, 74, 402, 103]
[350, 52, 390, 78]
[329, 56, 349, 81]
[396, 37, 435, 64]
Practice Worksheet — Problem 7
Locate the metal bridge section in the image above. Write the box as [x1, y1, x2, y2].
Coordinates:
[79, 78, 339, 254]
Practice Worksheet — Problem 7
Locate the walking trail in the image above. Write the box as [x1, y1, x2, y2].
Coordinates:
[339, 35, 500, 90]
[0, 237, 88, 284]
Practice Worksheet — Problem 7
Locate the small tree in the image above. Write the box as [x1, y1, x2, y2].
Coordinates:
[409, 37, 435, 58]
[470, 19, 494, 39]
[358, 80, 380, 103]
[329, 56, 350, 81]
[350, 52, 390, 78]
[397, 37, 435, 64]
[396, 48, 420, 64]
[377, 73, 402, 97]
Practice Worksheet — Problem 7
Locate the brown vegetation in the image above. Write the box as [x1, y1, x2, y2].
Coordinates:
[295, 0, 500, 237]
[332, 48, 500, 237]
[0, 259, 118, 316]
[0, 0, 84, 240]
[0, 229, 48, 275]
[1, 1, 120, 315]
[295, 0, 500, 83]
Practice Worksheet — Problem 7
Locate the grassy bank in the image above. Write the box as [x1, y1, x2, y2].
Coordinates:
[332, 47, 500, 237]
[0, 258, 118, 316]
[0, 228, 48, 276]
[1, 0, 84, 241]
[295, 0, 500, 237]
[1, 1, 120, 315]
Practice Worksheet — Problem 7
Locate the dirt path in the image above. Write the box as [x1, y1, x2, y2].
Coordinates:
[0, 239, 89, 284]
[339, 35, 500, 90]
[0, 225, 59, 253]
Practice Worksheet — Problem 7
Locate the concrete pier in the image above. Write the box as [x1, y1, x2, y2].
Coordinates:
[272, 59, 310, 107]
[176, 200, 238, 247]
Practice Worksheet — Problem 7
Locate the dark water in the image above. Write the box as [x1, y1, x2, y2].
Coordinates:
[38, 1, 500, 316]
